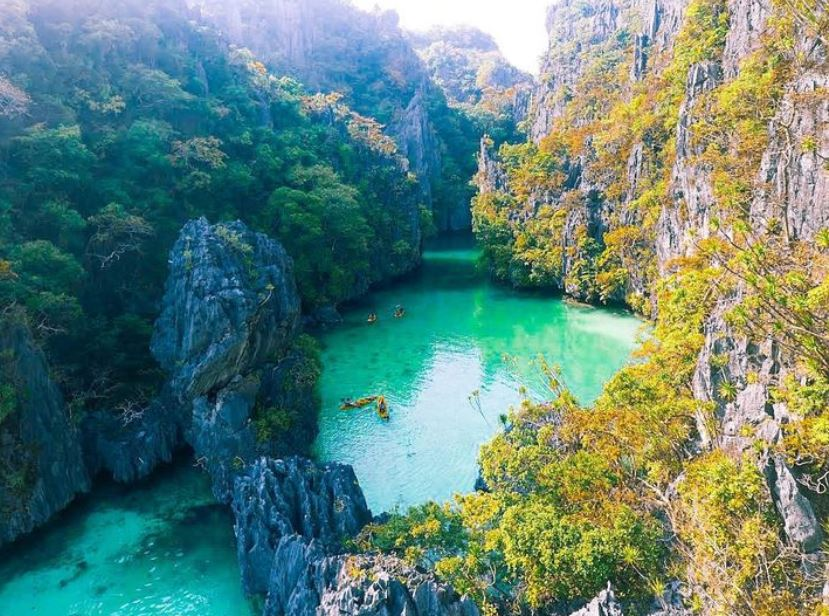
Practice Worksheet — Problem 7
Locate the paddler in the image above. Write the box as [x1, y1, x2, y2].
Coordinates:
[367, 312, 378, 324]
[393, 304, 405, 319]
[377, 395, 389, 420]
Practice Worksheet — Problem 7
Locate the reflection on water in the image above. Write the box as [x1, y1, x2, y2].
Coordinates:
[0, 461, 254, 616]
[313, 235, 642, 513]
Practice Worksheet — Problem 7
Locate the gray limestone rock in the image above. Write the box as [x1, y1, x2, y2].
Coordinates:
[0, 323, 90, 547]
[231, 456, 372, 595]
[151, 217, 301, 402]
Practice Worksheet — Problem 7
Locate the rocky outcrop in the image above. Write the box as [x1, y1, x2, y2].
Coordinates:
[691, 299, 824, 551]
[563, 582, 691, 616]
[1, 217, 308, 544]
[231, 457, 372, 594]
[264, 544, 480, 616]
[568, 584, 623, 616]
[81, 388, 185, 484]
[530, 0, 628, 142]
[151, 218, 300, 402]
[389, 85, 443, 220]
[0, 322, 90, 547]
[151, 218, 319, 500]
[657, 60, 723, 267]
[231, 457, 480, 615]
[751, 71, 829, 242]
[765, 456, 823, 552]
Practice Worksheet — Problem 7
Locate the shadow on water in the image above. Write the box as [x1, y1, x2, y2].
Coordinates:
[0, 453, 232, 589]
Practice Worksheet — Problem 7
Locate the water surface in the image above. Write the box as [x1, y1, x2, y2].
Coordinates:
[0, 461, 254, 616]
[313, 236, 641, 512]
[0, 236, 640, 614]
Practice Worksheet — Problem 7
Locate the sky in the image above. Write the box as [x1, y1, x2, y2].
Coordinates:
[351, 0, 551, 74]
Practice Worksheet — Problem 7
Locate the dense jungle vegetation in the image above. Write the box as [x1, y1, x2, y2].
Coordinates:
[195, 0, 492, 230]
[0, 0, 430, 412]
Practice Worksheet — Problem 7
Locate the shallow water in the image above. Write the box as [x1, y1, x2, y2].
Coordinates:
[0, 461, 254, 616]
[313, 235, 641, 513]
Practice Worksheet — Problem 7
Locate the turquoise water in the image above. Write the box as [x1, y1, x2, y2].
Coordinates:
[0, 461, 255, 616]
[313, 236, 642, 513]
[0, 236, 640, 614]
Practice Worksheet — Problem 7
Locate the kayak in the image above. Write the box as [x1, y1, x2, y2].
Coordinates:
[376, 396, 389, 420]
[340, 395, 378, 410]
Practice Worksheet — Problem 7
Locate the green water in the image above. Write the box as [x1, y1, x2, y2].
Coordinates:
[0, 236, 640, 614]
[313, 236, 641, 513]
[0, 461, 255, 616]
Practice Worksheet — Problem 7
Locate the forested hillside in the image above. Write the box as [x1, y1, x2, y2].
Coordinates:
[0, 0, 424, 413]
[361, 0, 829, 614]
[191, 0, 488, 230]
[409, 25, 533, 143]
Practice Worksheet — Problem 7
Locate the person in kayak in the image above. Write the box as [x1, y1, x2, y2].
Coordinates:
[377, 395, 389, 420]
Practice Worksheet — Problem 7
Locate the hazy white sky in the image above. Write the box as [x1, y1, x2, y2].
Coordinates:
[351, 0, 550, 74]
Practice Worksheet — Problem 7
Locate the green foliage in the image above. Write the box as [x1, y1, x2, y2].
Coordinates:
[0, 0, 421, 409]
[355, 502, 468, 566]
[252, 406, 297, 443]
[253, 334, 321, 445]
[499, 496, 663, 607]
[0, 383, 16, 425]
[673, 451, 804, 614]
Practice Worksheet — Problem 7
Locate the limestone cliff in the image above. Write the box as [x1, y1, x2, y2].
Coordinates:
[0, 322, 90, 547]
[189, 0, 479, 231]
[149, 218, 317, 500]
[474, 0, 829, 600]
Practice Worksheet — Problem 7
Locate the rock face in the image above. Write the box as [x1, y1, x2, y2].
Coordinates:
[1, 217, 309, 544]
[152, 218, 300, 402]
[231, 457, 479, 615]
[530, 0, 628, 142]
[0, 323, 90, 547]
[81, 388, 185, 484]
[478, 0, 829, 587]
[231, 456, 371, 594]
[264, 545, 480, 616]
[151, 218, 318, 501]
[568, 584, 624, 616]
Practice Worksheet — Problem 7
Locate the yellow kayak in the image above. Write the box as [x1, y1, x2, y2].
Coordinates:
[340, 395, 378, 411]
[376, 396, 389, 420]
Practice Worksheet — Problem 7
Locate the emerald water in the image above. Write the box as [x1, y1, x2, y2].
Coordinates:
[0, 461, 255, 616]
[0, 236, 639, 614]
[313, 236, 641, 513]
